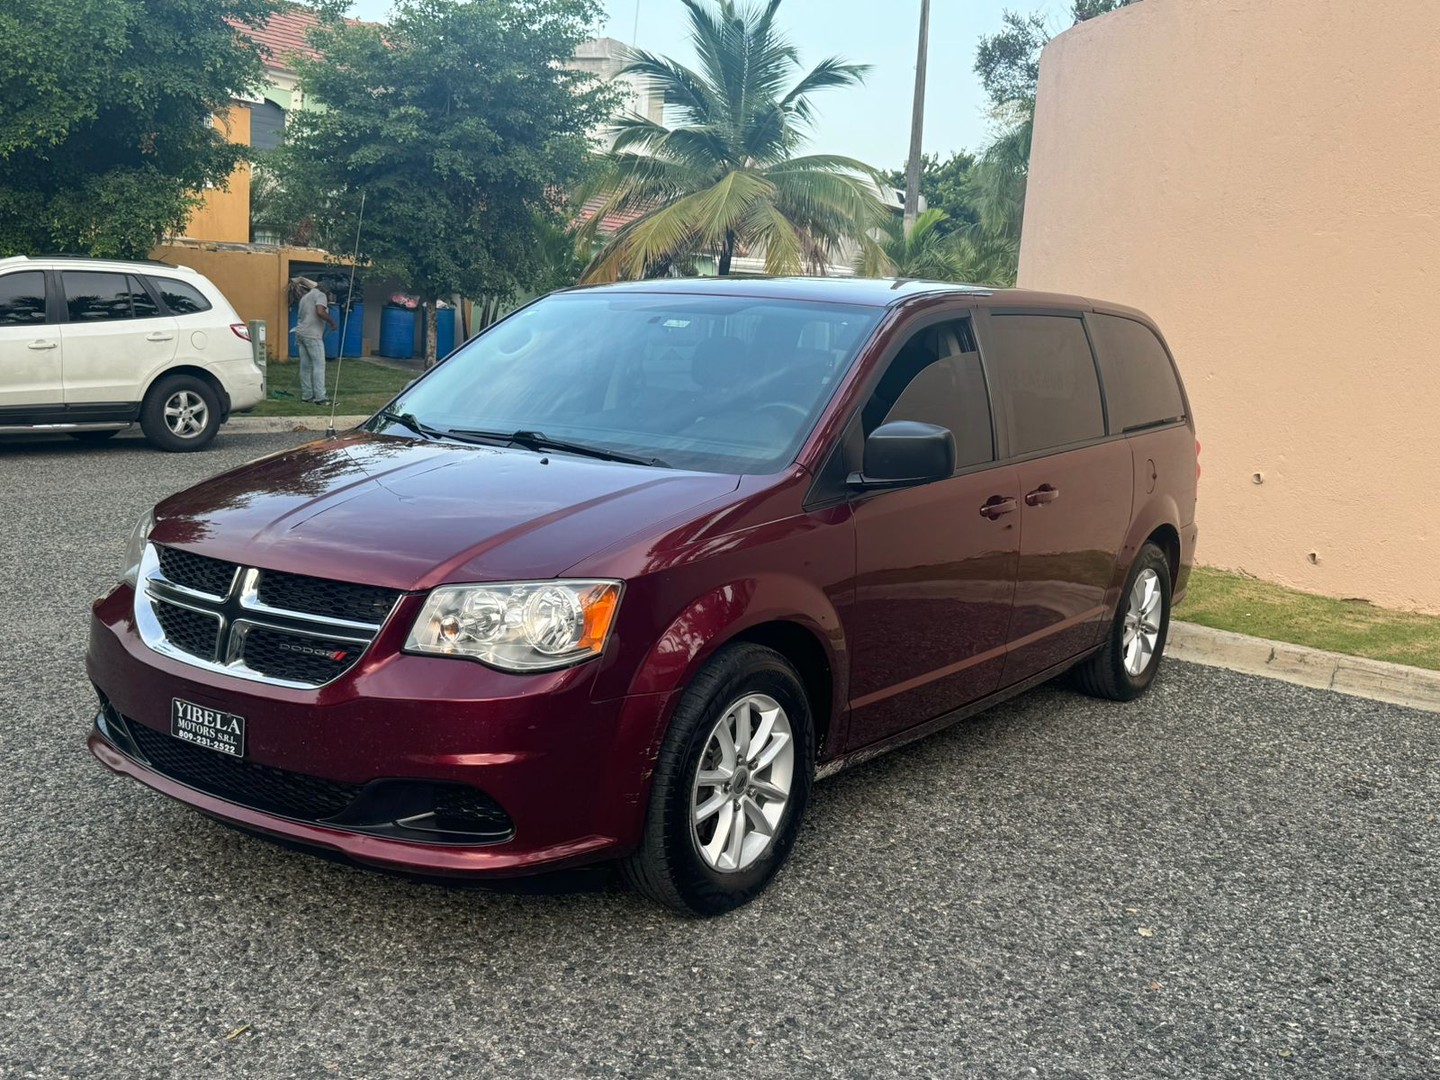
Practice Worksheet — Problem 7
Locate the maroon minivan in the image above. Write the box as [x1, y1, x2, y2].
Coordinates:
[87, 278, 1197, 915]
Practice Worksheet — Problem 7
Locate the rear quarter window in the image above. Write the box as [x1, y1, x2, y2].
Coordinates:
[1089, 314, 1186, 432]
[149, 277, 213, 316]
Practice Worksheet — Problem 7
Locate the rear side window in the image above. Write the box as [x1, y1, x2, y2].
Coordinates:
[62, 271, 158, 322]
[984, 314, 1104, 455]
[1089, 314, 1186, 432]
[0, 272, 47, 325]
[150, 276, 212, 315]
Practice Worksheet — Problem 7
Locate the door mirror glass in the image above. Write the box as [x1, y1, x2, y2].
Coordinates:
[852, 421, 955, 488]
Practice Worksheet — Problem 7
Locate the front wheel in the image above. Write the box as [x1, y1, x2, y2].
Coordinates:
[140, 374, 221, 452]
[1072, 541, 1172, 701]
[622, 643, 814, 916]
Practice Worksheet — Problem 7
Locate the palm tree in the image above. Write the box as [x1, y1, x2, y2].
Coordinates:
[859, 207, 961, 280]
[577, 0, 889, 282]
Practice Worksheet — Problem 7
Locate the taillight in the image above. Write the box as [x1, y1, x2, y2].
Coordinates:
[230, 322, 250, 341]
[1195, 439, 1202, 481]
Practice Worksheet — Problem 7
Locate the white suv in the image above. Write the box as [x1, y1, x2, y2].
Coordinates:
[0, 255, 265, 451]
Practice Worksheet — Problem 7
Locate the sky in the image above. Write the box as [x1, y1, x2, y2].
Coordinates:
[343, 0, 1060, 169]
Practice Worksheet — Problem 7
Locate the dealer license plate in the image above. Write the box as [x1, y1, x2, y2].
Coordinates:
[170, 698, 245, 758]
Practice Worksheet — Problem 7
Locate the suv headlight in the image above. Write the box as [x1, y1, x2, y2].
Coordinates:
[120, 509, 155, 587]
[405, 580, 622, 672]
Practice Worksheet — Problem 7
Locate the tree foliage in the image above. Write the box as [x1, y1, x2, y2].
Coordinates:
[578, 0, 888, 281]
[277, 0, 611, 361]
[963, 0, 1138, 282]
[0, 0, 277, 257]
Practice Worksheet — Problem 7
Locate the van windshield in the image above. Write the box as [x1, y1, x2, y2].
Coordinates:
[373, 292, 882, 475]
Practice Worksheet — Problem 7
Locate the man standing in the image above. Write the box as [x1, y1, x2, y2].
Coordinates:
[293, 277, 337, 405]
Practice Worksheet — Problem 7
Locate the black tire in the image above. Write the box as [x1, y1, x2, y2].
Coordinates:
[68, 429, 120, 443]
[622, 643, 815, 916]
[1072, 541, 1172, 701]
[140, 374, 221, 452]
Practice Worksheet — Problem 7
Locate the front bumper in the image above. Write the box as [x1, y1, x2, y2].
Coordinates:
[86, 585, 671, 877]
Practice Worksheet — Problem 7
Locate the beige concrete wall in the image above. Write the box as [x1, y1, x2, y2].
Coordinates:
[1019, 0, 1440, 613]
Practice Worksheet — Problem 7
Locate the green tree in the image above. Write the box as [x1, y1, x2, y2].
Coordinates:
[884, 152, 980, 237]
[0, 0, 277, 257]
[279, 0, 611, 365]
[859, 208, 961, 280]
[578, 0, 888, 281]
[968, 0, 1139, 281]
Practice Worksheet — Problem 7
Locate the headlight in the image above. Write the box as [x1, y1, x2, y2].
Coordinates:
[405, 580, 622, 672]
[120, 509, 155, 587]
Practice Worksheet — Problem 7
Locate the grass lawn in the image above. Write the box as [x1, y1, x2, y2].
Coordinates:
[246, 357, 415, 417]
[1179, 566, 1440, 672]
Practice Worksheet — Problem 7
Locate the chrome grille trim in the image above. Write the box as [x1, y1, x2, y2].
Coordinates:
[134, 545, 401, 689]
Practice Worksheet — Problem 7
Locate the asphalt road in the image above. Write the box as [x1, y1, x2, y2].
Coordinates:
[1, 430, 1436, 1079]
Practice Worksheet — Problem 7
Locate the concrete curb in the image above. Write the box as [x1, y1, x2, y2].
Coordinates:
[226, 415, 369, 434]
[1168, 621, 1440, 714]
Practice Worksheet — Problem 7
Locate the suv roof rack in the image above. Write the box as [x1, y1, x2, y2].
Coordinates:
[35, 254, 179, 268]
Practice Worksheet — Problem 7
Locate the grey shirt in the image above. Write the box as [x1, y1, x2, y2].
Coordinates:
[296, 287, 329, 340]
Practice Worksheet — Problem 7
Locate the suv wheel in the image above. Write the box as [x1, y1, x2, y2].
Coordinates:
[622, 643, 814, 916]
[1072, 541, 1172, 701]
[140, 374, 220, 452]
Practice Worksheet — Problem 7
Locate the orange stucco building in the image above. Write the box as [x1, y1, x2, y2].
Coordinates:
[1019, 0, 1440, 613]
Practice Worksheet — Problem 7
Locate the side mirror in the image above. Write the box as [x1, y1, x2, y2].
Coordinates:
[849, 421, 955, 489]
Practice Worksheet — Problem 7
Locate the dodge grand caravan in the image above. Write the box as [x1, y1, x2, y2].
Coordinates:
[87, 278, 1198, 915]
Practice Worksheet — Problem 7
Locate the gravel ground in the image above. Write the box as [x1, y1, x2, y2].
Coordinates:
[1, 430, 1436, 1079]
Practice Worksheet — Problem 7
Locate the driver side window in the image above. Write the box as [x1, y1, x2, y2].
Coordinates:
[862, 318, 995, 471]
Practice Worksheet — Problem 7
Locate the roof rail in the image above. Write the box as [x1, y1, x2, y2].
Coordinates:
[35, 254, 180, 268]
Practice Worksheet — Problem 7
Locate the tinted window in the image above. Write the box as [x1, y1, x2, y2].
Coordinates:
[985, 314, 1104, 455]
[150, 276, 212, 315]
[1089, 314, 1185, 432]
[863, 319, 994, 470]
[63, 272, 140, 322]
[383, 294, 883, 475]
[0, 272, 47, 325]
[127, 275, 161, 318]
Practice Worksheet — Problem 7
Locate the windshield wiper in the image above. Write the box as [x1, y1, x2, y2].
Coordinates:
[375, 408, 445, 441]
[448, 428, 669, 468]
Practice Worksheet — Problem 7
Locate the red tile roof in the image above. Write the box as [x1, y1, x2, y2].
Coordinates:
[233, 8, 327, 72]
[576, 194, 651, 235]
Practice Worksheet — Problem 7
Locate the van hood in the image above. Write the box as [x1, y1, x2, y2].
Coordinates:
[150, 433, 741, 589]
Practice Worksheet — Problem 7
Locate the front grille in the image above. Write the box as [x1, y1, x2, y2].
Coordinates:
[256, 570, 400, 625]
[139, 546, 402, 688]
[240, 625, 363, 685]
[153, 603, 219, 660]
[125, 717, 362, 820]
[156, 546, 238, 596]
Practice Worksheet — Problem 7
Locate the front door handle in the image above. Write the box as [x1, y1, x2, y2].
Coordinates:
[27, 340, 58, 350]
[979, 496, 1018, 520]
[146, 332, 175, 342]
[1025, 484, 1060, 507]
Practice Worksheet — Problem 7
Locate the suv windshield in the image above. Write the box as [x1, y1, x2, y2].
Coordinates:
[373, 292, 882, 474]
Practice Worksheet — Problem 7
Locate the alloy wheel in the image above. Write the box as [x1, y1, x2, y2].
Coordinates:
[690, 692, 795, 873]
[1122, 567, 1163, 676]
[164, 390, 209, 439]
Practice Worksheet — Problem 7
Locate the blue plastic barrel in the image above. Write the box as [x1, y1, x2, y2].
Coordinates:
[434, 307, 455, 358]
[287, 308, 299, 358]
[323, 321, 340, 359]
[340, 302, 365, 357]
[378, 306, 416, 359]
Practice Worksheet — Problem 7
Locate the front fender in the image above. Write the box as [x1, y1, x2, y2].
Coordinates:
[626, 573, 849, 741]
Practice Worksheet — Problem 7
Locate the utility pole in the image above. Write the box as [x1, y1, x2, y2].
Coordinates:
[903, 0, 931, 236]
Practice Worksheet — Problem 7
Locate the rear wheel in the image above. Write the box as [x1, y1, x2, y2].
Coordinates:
[140, 374, 220, 452]
[1072, 541, 1172, 701]
[622, 643, 814, 916]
